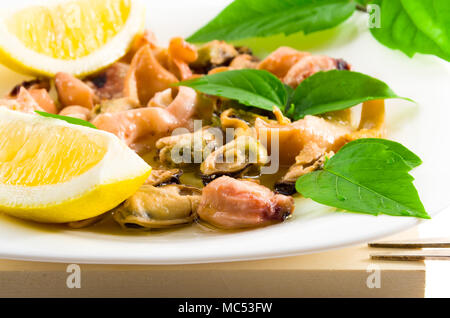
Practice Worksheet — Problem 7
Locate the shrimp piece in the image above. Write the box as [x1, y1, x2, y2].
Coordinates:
[255, 115, 351, 165]
[166, 38, 198, 81]
[55, 72, 97, 109]
[123, 45, 178, 106]
[17, 87, 44, 113]
[258, 47, 310, 78]
[197, 176, 294, 229]
[86, 62, 129, 100]
[283, 55, 338, 88]
[8, 79, 57, 113]
[168, 37, 198, 63]
[122, 29, 158, 63]
[1, 87, 45, 114]
[28, 88, 57, 114]
[59, 106, 91, 121]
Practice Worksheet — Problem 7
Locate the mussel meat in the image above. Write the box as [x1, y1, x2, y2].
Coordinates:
[113, 184, 201, 229]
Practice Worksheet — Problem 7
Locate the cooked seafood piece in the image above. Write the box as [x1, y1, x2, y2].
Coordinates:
[92, 87, 208, 148]
[255, 114, 351, 165]
[219, 108, 265, 134]
[321, 108, 353, 126]
[27, 88, 58, 114]
[124, 45, 179, 106]
[1, 87, 44, 114]
[168, 58, 194, 81]
[197, 176, 294, 229]
[8, 78, 57, 114]
[283, 55, 343, 88]
[145, 169, 183, 186]
[148, 88, 173, 108]
[148, 87, 214, 128]
[345, 99, 386, 141]
[190, 40, 239, 73]
[258, 46, 350, 87]
[274, 100, 385, 194]
[55, 72, 97, 109]
[200, 135, 269, 184]
[113, 184, 201, 229]
[92, 106, 178, 146]
[152, 87, 202, 130]
[122, 29, 159, 63]
[59, 106, 92, 121]
[9, 78, 50, 96]
[0, 86, 56, 114]
[90, 97, 139, 119]
[86, 62, 129, 100]
[67, 213, 109, 229]
[335, 58, 351, 71]
[258, 46, 311, 78]
[169, 37, 198, 63]
[229, 54, 259, 69]
[275, 143, 333, 195]
[162, 37, 199, 80]
[207, 66, 231, 75]
[195, 50, 259, 74]
[156, 128, 219, 167]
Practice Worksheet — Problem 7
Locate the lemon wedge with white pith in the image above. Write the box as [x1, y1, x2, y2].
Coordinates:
[0, 108, 151, 223]
[0, 0, 145, 77]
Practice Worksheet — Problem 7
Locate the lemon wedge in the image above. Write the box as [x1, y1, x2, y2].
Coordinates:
[0, 0, 145, 77]
[0, 107, 151, 223]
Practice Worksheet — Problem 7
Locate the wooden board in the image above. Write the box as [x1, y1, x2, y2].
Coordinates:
[0, 229, 425, 298]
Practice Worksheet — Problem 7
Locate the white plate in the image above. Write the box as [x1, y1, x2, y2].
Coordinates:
[0, 0, 449, 264]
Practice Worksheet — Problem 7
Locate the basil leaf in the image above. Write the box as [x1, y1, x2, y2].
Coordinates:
[346, 138, 422, 169]
[35, 111, 97, 129]
[296, 138, 429, 219]
[355, 0, 371, 5]
[370, 0, 450, 62]
[176, 69, 287, 111]
[187, 0, 356, 43]
[291, 70, 409, 119]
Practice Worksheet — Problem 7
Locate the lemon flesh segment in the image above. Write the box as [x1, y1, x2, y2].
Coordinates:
[0, 120, 108, 186]
[0, 0, 144, 77]
[0, 108, 151, 223]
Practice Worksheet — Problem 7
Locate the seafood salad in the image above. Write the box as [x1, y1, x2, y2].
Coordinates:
[0, 0, 429, 234]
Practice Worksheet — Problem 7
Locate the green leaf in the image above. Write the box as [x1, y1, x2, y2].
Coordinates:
[346, 138, 422, 169]
[290, 70, 409, 119]
[187, 0, 356, 43]
[35, 111, 97, 129]
[296, 138, 429, 219]
[176, 69, 287, 111]
[370, 0, 450, 62]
